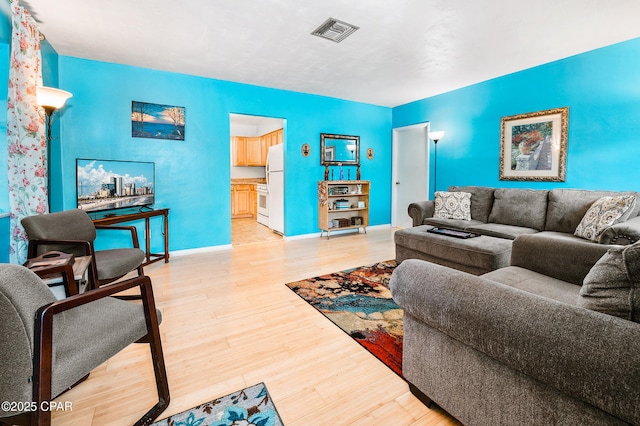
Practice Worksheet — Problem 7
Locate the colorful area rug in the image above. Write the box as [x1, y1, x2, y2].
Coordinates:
[286, 260, 403, 376]
[152, 382, 283, 426]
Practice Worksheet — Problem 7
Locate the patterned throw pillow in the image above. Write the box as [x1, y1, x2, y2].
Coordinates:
[434, 191, 472, 221]
[574, 195, 637, 242]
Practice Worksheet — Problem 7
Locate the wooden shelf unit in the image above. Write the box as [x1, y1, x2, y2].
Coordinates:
[318, 180, 369, 239]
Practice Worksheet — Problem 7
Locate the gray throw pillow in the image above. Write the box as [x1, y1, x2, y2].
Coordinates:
[578, 241, 640, 322]
[574, 195, 636, 242]
[434, 191, 471, 221]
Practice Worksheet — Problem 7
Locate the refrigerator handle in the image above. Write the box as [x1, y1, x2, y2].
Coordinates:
[265, 151, 270, 184]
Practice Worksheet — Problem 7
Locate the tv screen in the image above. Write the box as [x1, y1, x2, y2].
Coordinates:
[76, 159, 155, 213]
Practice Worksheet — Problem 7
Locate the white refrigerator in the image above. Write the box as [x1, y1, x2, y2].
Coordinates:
[266, 143, 284, 234]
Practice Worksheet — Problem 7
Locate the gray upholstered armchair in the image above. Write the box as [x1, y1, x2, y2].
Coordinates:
[0, 264, 169, 426]
[21, 209, 145, 291]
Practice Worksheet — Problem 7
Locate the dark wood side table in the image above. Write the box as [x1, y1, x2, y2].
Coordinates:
[92, 208, 170, 266]
[25, 251, 78, 297]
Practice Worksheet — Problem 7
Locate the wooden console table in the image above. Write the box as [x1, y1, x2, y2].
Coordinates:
[92, 208, 169, 266]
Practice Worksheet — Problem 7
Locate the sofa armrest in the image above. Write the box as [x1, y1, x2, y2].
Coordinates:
[599, 215, 640, 245]
[408, 200, 435, 227]
[390, 259, 640, 425]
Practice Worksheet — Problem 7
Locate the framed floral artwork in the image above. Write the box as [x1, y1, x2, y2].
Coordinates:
[499, 106, 568, 181]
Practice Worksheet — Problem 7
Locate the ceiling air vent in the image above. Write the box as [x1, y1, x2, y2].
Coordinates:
[311, 17, 359, 43]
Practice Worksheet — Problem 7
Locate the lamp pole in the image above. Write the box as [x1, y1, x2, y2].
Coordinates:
[429, 131, 445, 197]
[43, 107, 55, 206]
[433, 138, 439, 194]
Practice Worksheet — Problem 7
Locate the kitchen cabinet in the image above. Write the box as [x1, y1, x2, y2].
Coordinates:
[260, 129, 284, 165]
[231, 184, 253, 218]
[232, 137, 261, 167]
[231, 183, 258, 218]
[250, 184, 257, 217]
[246, 137, 262, 166]
[233, 129, 283, 167]
[232, 137, 247, 167]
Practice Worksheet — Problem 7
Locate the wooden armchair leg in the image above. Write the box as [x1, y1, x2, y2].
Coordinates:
[134, 337, 170, 425]
[134, 279, 170, 425]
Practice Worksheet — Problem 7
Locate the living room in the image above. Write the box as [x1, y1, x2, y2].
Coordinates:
[1, 1, 640, 424]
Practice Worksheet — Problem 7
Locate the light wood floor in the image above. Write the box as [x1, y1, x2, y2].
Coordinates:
[232, 217, 283, 246]
[51, 227, 461, 425]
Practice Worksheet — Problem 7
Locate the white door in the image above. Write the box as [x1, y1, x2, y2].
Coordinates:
[392, 123, 430, 229]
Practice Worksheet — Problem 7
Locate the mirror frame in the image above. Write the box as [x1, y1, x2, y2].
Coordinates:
[320, 133, 360, 166]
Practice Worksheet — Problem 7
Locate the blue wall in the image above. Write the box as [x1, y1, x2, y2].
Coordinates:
[58, 57, 392, 251]
[5, 23, 640, 255]
[393, 37, 640, 195]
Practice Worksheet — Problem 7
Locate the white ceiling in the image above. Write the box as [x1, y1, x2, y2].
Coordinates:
[21, 0, 640, 107]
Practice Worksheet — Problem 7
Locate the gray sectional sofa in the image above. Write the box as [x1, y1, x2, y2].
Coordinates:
[391, 241, 640, 425]
[390, 186, 640, 425]
[395, 186, 640, 275]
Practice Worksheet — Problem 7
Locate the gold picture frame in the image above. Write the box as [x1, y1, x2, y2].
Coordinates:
[499, 106, 568, 181]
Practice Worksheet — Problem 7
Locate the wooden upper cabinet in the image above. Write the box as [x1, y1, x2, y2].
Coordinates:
[232, 129, 283, 167]
[246, 137, 262, 166]
[261, 136, 269, 165]
[232, 136, 247, 166]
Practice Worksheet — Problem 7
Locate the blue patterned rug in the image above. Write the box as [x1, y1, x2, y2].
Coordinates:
[152, 382, 283, 426]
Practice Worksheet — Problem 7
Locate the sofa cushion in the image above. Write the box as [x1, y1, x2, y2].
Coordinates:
[574, 195, 637, 242]
[449, 186, 495, 222]
[465, 223, 539, 240]
[578, 241, 640, 322]
[488, 188, 548, 230]
[483, 266, 581, 305]
[434, 191, 471, 220]
[545, 189, 639, 233]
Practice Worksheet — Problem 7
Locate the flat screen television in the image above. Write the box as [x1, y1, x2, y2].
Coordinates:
[76, 158, 155, 213]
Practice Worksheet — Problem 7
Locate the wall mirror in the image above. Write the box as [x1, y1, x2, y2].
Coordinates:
[320, 133, 360, 166]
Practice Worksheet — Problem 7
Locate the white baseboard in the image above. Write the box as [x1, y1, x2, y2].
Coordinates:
[170, 244, 233, 257]
[170, 224, 393, 253]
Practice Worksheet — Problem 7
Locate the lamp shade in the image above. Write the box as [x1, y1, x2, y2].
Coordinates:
[429, 131, 445, 142]
[36, 86, 73, 109]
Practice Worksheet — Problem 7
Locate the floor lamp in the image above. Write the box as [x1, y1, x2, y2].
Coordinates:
[429, 130, 444, 196]
[36, 86, 73, 209]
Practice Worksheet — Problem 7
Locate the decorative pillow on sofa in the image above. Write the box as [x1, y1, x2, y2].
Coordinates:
[434, 191, 472, 221]
[574, 195, 637, 242]
[578, 241, 640, 322]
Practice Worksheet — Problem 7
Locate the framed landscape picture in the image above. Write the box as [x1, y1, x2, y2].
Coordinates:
[499, 106, 568, 181]
[131, 101, 185, 140]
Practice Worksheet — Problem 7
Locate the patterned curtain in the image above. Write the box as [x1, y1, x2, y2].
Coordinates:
[7, 0, 46, 264]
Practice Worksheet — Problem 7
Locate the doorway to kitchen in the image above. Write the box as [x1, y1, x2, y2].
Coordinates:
[229, 113, 285, 246]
